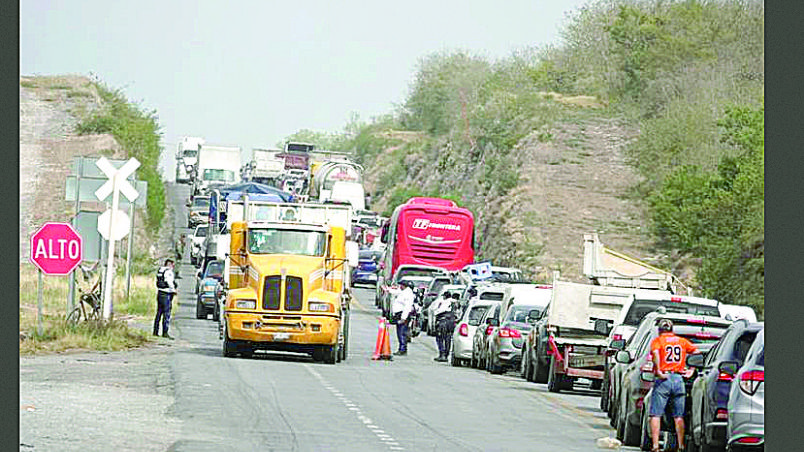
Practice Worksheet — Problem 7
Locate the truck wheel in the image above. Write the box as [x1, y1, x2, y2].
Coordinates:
[222, 326, 236, 358]
[523, 350, 534, 382]
[312, 347, 325, 362]
[547, 357, 561, 393]
[324, 344, 338, 365]
[533, 353, 549, 383]
[196, 299, 205, 319]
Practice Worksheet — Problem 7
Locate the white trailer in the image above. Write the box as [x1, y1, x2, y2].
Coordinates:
[176, 136, 204, 184]
[193, 144, 241, 195]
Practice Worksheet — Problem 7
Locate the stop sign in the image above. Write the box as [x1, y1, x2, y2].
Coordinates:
[30, 222, 83, 275]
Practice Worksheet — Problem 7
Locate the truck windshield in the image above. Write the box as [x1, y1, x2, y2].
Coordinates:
[248, 229, 326, 256]
[192, 197, 210, 208]
[183, 150, 198, 158]
[203, 169, 235, 182]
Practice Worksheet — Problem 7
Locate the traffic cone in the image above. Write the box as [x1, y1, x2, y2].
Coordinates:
[379, 320, 392, 360]
[372, 317, 386, 360]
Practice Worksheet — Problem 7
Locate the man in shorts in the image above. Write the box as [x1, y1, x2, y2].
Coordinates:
[649, 319, 700, 452]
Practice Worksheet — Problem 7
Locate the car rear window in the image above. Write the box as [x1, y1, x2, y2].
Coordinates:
[675, 325, 729, 345]
[624, 300, 720, 326]
[733, 332, 758, 362]
[467, 306, 490, 326]
[755, 348, 764, 366]
[505, 305, 539, 323]
[480, 292, 504, 301]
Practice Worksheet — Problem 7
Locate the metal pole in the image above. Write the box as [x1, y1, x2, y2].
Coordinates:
[101, 174, 121, 321]
[37, 269, 44, 336]
[125, 200, 134, 300]
[68, 157, 83, 314]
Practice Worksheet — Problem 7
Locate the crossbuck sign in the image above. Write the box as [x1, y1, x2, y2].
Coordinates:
[95, 156, 140, 320]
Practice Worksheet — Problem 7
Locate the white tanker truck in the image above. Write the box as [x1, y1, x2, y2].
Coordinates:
[309, 159, 365, 211]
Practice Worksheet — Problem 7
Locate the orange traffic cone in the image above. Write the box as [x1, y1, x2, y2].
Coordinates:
[379, 320, 392, 360]
[372, 317, 385, 360]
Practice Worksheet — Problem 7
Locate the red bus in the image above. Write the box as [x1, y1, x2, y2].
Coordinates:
[378, 197, 475, 283]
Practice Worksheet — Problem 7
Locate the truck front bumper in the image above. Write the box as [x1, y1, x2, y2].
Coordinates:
[225, 311, 340, 347]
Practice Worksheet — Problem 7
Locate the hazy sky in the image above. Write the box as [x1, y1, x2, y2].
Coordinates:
[21, 0, 588, 158]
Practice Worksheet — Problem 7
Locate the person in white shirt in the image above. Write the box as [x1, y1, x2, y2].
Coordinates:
[154, 259, 178, 339]
[432, 291, 457, 362]
[391, 280, 415, 355]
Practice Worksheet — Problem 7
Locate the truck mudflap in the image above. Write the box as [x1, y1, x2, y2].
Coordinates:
[225, 311, 340, 345]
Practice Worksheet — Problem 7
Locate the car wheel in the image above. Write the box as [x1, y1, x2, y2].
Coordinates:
[470, 350, 477, 368]
[640, 405, 653, 451]
[699, 430, 714, 452]
[195, 299, 205, 319]
[623, 407, 641, 447]
[533, 348, 549, 383]
[212, 303, 220, 322]
[600, 376, 610, 411]
[616, 407, 626, 441]
[524, 351, 534, 382]
[451, 352, 460, 367]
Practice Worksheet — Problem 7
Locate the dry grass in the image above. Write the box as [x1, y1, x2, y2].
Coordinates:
[20, 264, 157, 355]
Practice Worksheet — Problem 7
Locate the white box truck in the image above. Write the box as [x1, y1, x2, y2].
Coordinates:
[176, 136, 205, 184]
[193, 145, 241, 196]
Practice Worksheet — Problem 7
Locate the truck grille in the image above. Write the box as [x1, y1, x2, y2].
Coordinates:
[285, 276, 303, 311]
[262, 276, 281, 310]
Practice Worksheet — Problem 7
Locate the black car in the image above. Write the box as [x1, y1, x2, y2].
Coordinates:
[685, 319, 764, 452]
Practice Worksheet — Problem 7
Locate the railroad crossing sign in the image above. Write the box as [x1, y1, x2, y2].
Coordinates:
[29, 222, 83, 275]
[94, 156, 141, 320]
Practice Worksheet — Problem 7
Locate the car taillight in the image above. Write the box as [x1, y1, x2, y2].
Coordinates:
[717, 371, 734, 382]
[739, 370, 764, 395]
[499, 327, 521, 338]
[612, 334, 623, 341]
[459, 323, 469, 337]
[715, 408, 728, 420]
[735, 436, 763, 444]
[485, 326, 494, 335]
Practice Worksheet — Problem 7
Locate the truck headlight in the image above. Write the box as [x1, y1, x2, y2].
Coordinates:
[308, 301, 333, 312]
[235, 300, 256, 309]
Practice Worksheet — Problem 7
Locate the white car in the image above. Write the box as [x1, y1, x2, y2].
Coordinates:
[190, 225, 208, 266]
[450, 299, 496, 367]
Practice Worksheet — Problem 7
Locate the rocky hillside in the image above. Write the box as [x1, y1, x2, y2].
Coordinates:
[362, 108, 657, 283]
[19, 75, 167, 264]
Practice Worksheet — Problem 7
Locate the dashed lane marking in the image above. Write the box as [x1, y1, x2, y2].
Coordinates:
[306, 365, 404, 451]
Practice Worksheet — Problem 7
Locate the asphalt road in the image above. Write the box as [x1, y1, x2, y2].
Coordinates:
[19, 183, 639, 451]
[165, 183, 632, 452]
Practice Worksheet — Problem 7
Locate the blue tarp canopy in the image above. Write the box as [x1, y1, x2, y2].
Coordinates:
[217, 182, 294, 202]
[225, 192, 285, 202]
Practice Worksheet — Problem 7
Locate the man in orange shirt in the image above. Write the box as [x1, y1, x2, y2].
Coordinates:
[649, 319, 700, 452]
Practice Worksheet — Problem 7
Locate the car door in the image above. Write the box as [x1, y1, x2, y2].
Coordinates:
[691, 330, 727, 436]
[484, 303, 502, 360]
[473, 307, 492, 359]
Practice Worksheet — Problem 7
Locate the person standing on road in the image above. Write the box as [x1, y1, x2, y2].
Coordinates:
[154, 259, 178, 340]
[431, 291, 457, 362]
[391, 280, 415, 356]
[648, 319, 699, 452]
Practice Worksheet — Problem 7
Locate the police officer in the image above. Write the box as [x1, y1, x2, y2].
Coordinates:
[431, 291, 457, 362]
[391, 280, 415, 355]
[648, 319, 700, 452]
[154, 259, 178, 339]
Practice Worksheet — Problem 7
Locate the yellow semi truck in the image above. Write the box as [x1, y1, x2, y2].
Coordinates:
[221, 200, 358, 363]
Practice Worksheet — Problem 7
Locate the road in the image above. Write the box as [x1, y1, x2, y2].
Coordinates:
[165, 183, 635, 452]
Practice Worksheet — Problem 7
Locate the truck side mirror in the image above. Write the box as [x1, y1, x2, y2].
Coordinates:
[594, 319, 612, 336]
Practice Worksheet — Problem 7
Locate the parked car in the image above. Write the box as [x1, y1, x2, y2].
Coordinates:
[351, 250, 382, 287]
[426, 284, 465, 335]
[471, 300, 503, 370]
[196, 259, 224, 320]
[451, 299, 495, 367]
[612, 311, 732, 447]
[601, 293, 722, 414]
[485, 302, 544, 374]
[686, 320, 764, 452]
[187, 195, 210, 229]
[421, 275, 454, 333]
[190, 224, 208, 266]
[726, 328, 764, 451]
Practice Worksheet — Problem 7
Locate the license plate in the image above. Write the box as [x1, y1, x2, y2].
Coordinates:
[273, 332, 290, 340]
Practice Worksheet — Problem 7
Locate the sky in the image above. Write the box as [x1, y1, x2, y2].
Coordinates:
[21, 0, 588, 167]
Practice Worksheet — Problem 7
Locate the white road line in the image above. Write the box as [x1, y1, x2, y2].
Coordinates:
[305, 365, 405, 451]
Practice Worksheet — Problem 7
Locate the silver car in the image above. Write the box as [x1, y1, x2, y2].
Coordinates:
[451, 300, 494, 367]
[727, 328, 764, 451]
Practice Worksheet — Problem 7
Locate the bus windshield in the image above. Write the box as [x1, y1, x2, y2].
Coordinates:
[247, 229, 326, 256]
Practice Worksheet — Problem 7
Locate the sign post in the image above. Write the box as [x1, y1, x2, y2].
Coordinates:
[95, 157, 140, 321]
[29, 222, 84, 333]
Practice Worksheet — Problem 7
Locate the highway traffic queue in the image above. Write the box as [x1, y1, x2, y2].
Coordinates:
[175, 137, 764, 452]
